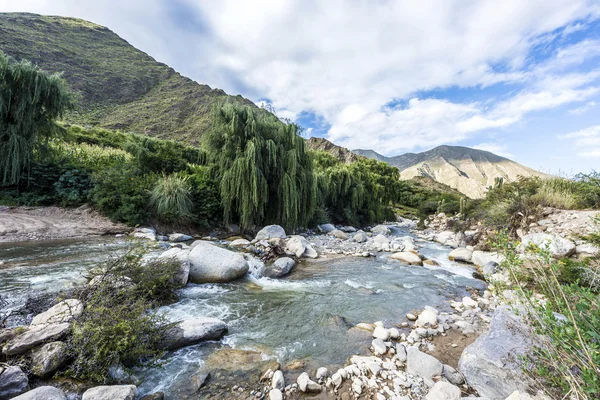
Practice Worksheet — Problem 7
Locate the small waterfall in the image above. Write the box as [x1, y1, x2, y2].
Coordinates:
[244, 254, 266, 278]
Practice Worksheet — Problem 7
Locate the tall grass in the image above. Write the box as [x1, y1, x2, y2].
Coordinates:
[47, 140, 133, 170]
[529, 177, 582, 210]
[150, 173, 194, 223]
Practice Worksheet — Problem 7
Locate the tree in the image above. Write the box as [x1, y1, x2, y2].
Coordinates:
[0, 51, 72, 184]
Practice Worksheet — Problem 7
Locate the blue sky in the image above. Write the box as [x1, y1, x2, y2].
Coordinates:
[2, 0, 600, 173]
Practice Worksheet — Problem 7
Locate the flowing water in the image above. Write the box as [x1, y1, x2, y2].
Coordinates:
[0, 228, 484, 398]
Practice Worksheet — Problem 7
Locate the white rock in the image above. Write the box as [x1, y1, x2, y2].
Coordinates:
[389, 252, 423, 265]
[328, 229, 348, 239]
[373, 326, 391, 340]
[271, 370, 284, 390]
[31, 299, 83, 326]
[389, 327, 400, 339]
[471, 251, 504, 267]
[297, 372, 321, 393]
[81, 385, 136, 400]
[448, 248, 473, 263]
[229, 239, 251, 247]
[462, 296, 478, 308]
[316, 367, 328, 380]
[371, 225, 391, 235]
[415, 307, 438, 327]
[255, 225, 286, 240]
[188, 242, 249, 283]
[268, 389, 283, 400]
[406, 347, 443, 379]
[425, 381, 461, 400]
[161, 317, 227, 350]
[372, 339, 387, 355]
[10, 386, 66, 400]
[169, 233, 193, 242]
[518, 233, 576, 258]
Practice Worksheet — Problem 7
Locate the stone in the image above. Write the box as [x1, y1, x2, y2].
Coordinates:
[161, 317, 228, 351]
[388, 327, 400, 339]
[30, 299, 83, 326]
[0, 366, 28, 400]
[285, 236, 318, 258]
[10, 386, 67, 400]
[269, 389, 283, 400]
[132, 231, 156, 241]
[352, 231, 368, 243]
[442, 364, 464, 385]
[340, 226, 357, 232]
[406, 313, 417, 321]
[425, 381, 461, 400]
[228, 239, 251, 247]
[188, 241, 249, 283]
[483, 261, 498, 276]
[157, 247, 190, 287]
[82, 385, 137, 400]
[371, 225, 391, 235]
[395, 343, 407, 362]
[373, 326, 390, 340]
[389, 251, 423, 266]
[271, 370, 284, 390]
[328, 229, 348, 239]
[415, 307, 438, 327]
[316, 367, 328, 380]
[140, 393, 164, 400]
[448, 247, 473, 263]
[30, 341, 68, 378]
[168, 233, 193, 242]
[471, 251, 504, 267]
[518, 233, 576, 258]
[331, 371, 343, 387]
[3, 323, 70, 356]
[406, 347, 443, 379]
[266, 257, 296, 278]
[371, 339, 387, 355]
[458, 307, 535, 399]
[255, 225, 286, 241]
[434, 231, 463, 248]
[297, 372, 321, 393]
[462, 296, 478, 308]
[504, 391, 534, 400]
[575, 243, 600, 257]
[318, 223, 335, 233]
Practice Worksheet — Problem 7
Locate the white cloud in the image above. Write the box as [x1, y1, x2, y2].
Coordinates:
[568, 100, 597, 114]
[471, 143, 515, 158]
[558, 124, 600, 157]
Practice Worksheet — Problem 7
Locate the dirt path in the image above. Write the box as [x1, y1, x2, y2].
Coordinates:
[0, 205, 129, 242]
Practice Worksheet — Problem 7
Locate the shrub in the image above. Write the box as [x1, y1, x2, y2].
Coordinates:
[53, 169, 92, 206]
[150, 173, 194, 224]
[186, 164, 222, 228]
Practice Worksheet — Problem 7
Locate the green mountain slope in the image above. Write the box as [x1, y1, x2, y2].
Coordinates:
[0, 12, 254, 143]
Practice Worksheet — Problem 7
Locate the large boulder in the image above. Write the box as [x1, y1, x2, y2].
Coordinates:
[162, 317, 228, 351]
[471, 251, 504, 267]
[11, 386, 66, 400]
[82, 385, 137, 400]
[132, 228, 156, 241]
[425, 381, 461, 400]
[448, 247, 473, 263]
[373, 234, 390, 251]
[285, 236, 318, 258]
[157, 247, 190, 287]
[229, 239, 251, 247]
[30, 299, 83, 326]
[3, 323, 70, 356]
[371, 225, 391, 236]
[351, 231, 368, 243]
[518, 233, 576, 258]
[458, 307, 535, 400]
[415, 307, 438, 328]
[327, 229, 348, 240]
[188, 242, 249, 283]
[30, 341, 68, 378]
[389, 252, 423, 266]
[0, 366, 28, 400]
[265, 257, 296, 278]
[318, 224, 335, 233]
[255, 225, 286, 241]
[168, 233, 193, 242]
[434, 231, 464, 248]
[406, 347, 443, 379]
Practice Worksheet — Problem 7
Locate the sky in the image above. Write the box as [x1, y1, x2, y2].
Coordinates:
[2, 1, 600, 174]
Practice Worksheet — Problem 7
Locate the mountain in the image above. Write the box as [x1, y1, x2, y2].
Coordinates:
[353, 145, 547, 198]
[0, 12, 255, 144]
[306, 137, 359, 163]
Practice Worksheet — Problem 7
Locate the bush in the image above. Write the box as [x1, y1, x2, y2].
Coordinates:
[150, 173, 194, 224]
[53, 169, 92, 206]
[65, 248, 181, 382]
[186, 165, 222, 228]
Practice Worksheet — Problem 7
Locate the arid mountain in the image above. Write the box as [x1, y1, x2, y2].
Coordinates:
[306, 137, 359, 163]
[353, 145, 547, 198]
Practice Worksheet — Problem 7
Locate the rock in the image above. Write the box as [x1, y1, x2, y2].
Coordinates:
[371, 339, 387, 355]
[318, 223, 335, 233]
[10, 386, 66, 400]
[389, 252, 423, 266]
[504, 391, 534, 400]
[30, 299, 83, 326]
[471, 251, 504, 267]
[352, 231, 368, 243]
[168, 233, 193, 242]
[285, 236, 318, 258]
[229, 239, 251, 247]
[575, 243, 600, 257]
[406, 313, 417, 321]
[328, 229, 348, 239]
[352, 377, 363, 394]
[188, 242, 249, 283]
[340, 226, 357, 233]
[133, 230, 156, 241]
[396, 343, 407, 362]
[415, 307, 438, 327]
[442, 364, 464, 385]
[271, 370, 284, 390]
[423, 259, 440, 266]
[373, 234, 390, 250]
[3, 323, 70, 356]
[269, 389, 283, 400]
[255, 225, 286, 241]
[0, 366, 28, 400]
[518, 233, 576, 258]
[30, 341, 68, 378]
[371, 225, 391, 235]
[448, 247, 473, 263]
[434, 231, 463, 248]
[458, 307, 535, 399]
[462, 296, 478, 308]
[316, 367, 328, 380]
[266, 257, 296, 278]
[425, 381, 461, 400]
[483, 261, 498, 276]
[140, 393, 164, 400]
[226, 224, 241, 234]
[82, 385, 136, 400]
[406, 347, 443, 379]
[388, 327, 400, 339]
[372, 326, 390, 340]
[157, 247, 190, 287]
[331, 371, 343, 388]
[161, 317, 228, 351]
[297, 372, 321, 393]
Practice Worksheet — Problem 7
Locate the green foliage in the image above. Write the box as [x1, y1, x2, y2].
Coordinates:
[185, 164, 222, 228]
[575, 171, 600, 209]
[150, 173, 194, 223]
[53, 169, 92, 206]
[0, 51, 73, 184]
[65, 248, 181, 382]
[205, 104, 317, 230]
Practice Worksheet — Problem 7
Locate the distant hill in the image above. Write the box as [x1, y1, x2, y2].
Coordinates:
[0, 12, 256, 144]
[353, 145, 547, 198]
[306, 137, 359, 163]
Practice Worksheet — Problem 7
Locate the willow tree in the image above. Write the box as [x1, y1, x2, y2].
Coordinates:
[0, 52, 72, 184]
[205, 105, 317, 230]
